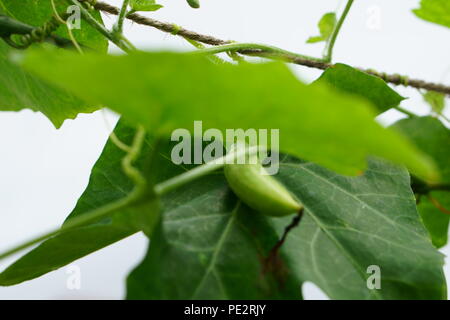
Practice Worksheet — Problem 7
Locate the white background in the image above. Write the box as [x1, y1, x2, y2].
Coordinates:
[0, 0, 449, 299]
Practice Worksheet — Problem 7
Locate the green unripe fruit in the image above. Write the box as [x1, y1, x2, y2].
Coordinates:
[186, 0, 200, 9]
[224, 160, 302, 217]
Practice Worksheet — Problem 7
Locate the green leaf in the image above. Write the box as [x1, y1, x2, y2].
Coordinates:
[130, 0, 163, 12]
[0, 120, 161, 286]
[128, 176, 302, 299]
[393, 117, 450, 183]
[306, 12, 336, 44]
[418, 192, 450, 248]
[313, 63, 405, 113]
[186, 0, 200, 9]
[19, 49, 439, 183]
[413, 0, 450, 29]
[0, 0, 108, 51]
[127, 156, 446, 299]
[392, 116, 450, 248]
[0, 41, 98, 128]
[423, 91, 446, 115]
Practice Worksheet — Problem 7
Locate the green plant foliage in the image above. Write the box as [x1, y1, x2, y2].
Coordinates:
[392, 116, 450, 248]
[413, 0, 450, 29]
[187, 0, 200, 9]
[0, 1, 449, 301]
[0, 0, 108, 51]
[19, 49, 438, 182]
[0, 41, 97, 128]
[127, 155, 446, 299]
[313, 63, 405, 113]
[418, 192, 450, 248]
[2, 119, 445, 299]
[393, 117, 450, 183]
[0, 120, 161, 286]
[306, 12, 337, 44]
[130, 0, 163, 12]
[423, 91, 446, 115]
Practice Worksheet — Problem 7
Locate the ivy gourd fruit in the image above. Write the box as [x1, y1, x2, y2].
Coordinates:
[224, 158, 303, 217]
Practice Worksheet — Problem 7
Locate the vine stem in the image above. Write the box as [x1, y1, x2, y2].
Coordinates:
[191, 43, 325, 63]
[154, 145, 261, 195]
[83, 0, 450, 95]
[67, 0, 133, 52]
[51, 0, 84, 53]
[394, 106, 418, 118]
[115, 0, 131, 35]
[0, 190, 141, 261]
[324, 0, 354, 62]
[0, 145, 262, 261]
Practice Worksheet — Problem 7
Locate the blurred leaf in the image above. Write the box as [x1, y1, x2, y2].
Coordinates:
[307, 12, 336, 43]
[423, 91, 446, 115]
[392, 116, 450, 247]
[393, 117, 450, 183]
[20, 49, 439, 183]
[127, 156, 446, 299]
[413, 0, 450, 29]
[313, 63, 405, 113]
[130, 0, 163, 12]
[0, 120, 161, 286]
[418, 192, 450, 248]
[0, 41, 97, 128]
[0, 0, 108, 51]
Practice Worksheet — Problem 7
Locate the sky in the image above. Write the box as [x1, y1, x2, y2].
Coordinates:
[0, 0, 449, 299]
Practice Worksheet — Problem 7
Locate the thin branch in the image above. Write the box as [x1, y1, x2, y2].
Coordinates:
[85, 0, 450, 95]
[191, 42, 324, 63]
[324, 0, 354, 62]
[115, 0, 130, 34]
[394, 106, 418, 118]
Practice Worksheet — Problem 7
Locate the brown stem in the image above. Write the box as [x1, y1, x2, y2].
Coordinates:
[263, 209, 304, 275]
[89, 0, 450, 95]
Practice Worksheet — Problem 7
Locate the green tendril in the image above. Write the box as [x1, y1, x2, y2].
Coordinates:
[7, 13, 69, 49]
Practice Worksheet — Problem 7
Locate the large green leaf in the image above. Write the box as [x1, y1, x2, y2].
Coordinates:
[127, 156, 446, 299]
[0, 120, 160, 286]
[19, 49, 438, 183]
[392, 116, 450, 248]
[0, 0, 107, 51]
[128, 175, 302, 300]
[413, 0, 450, 29]
[313, 63, 405, 113]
